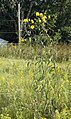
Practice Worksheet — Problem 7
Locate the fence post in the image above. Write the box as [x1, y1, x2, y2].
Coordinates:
[18, 3, 21, 43]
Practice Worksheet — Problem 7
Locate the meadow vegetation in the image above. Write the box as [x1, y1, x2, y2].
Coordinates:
[0, 44, 71, 119]
[0, 1, 71, 118]
[0, 43, 71, 62]
[0, 2, 71, 119]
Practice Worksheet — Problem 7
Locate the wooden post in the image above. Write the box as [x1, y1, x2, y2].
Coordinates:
[21, 11, 24, 37]
[18, 3, 21, 43]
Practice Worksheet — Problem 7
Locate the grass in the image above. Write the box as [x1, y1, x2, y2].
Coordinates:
[0, 57, 71, 119]
[0, 43, 71, 62]
[0, 44, 71, 119]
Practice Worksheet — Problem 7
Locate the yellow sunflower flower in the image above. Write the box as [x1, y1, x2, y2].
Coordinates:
[36, 12, 39, 16]
[31, 19, 34, 23]
[23, 19, 28, 23]
[30, 25, 35, 29]
[39, 13, 43, 17]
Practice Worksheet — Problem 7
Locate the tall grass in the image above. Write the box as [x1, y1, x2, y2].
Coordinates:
[0, 43, 71, 62]
[0, 57, 71, 119]
[0, 44, 71, 119]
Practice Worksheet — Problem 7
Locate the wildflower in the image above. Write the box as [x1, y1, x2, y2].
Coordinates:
[39, 13, 43, 17]
[48, 15, 50, 19]
[36, 12, 39, 16]
[31, 19, 34, 24]
[23, 19, 28, 23]
[30, 25, 35, 29]
[21, 38, 26, 42]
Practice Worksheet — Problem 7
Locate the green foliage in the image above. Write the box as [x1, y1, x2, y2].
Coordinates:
[0, 0, 71, 43]
[0, 44, 71, 62]
[0, 0, 17, 41]
[54, 30, 62, 43]
[0, 114, 11, 119]
[0, 48, 71, 119]
[21, 12, 53, 45]
[61, 26, 71, 43]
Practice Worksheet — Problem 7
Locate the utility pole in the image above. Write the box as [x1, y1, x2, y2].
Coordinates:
[18, 3, 21, 43]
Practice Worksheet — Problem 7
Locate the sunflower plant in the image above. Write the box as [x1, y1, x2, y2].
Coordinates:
[22, 11, 57, 45]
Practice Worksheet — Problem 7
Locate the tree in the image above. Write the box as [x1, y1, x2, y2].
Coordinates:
[0, 0, 71, 43]
[47, 0, 71, 43]
[0, 0, 18, 42]
[0, 0, 46, 42]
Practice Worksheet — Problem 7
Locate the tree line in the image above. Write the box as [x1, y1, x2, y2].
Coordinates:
[0, 0, 71, 44]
